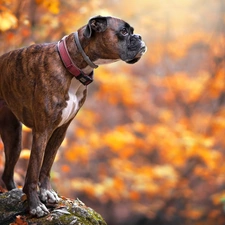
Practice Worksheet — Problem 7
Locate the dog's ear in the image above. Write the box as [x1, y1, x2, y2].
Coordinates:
[83, 16, 108, 38]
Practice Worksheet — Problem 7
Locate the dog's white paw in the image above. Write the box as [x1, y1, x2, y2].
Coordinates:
[40, 188, 60, 204]
[30, 202, 49, 217]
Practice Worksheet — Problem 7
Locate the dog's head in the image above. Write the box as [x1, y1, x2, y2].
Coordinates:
[83, 15, 147, 64]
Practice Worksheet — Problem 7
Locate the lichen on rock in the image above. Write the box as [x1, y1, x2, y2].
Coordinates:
[0, 189, 107, 225]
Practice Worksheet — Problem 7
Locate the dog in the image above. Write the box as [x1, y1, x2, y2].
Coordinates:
[0, 15, 146, 217]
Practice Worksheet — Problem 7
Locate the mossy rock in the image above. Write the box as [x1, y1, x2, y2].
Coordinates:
[0, 189, 107, 225]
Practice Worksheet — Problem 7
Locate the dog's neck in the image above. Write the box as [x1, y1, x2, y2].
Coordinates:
[65, 33, 93, 74]
[65, 29, 120, 75]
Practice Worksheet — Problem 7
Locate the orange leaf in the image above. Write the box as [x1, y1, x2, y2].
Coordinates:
[11, 215, 28, 225]
[20, 149, 30, 160]
[0, 11, 17, 31]
[61, 165, 70, 173]
[129, 191, 140, 201]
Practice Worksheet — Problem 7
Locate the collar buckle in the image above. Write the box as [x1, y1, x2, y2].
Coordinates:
[76, 71, 93, 85]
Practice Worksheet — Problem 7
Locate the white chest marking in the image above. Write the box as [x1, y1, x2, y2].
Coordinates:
[58, 79, 85, 127]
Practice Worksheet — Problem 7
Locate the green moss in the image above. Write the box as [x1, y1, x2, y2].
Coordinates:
[0, 189, 107, 225]
[25, 197, 106, 225]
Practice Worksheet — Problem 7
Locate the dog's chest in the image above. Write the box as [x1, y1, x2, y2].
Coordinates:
[58, 80, 86, 127]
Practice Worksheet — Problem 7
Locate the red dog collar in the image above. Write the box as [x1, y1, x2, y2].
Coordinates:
[57, 36, 93, 86]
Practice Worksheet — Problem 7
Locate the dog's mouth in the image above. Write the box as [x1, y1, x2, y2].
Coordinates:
[125, 44, 147, 64]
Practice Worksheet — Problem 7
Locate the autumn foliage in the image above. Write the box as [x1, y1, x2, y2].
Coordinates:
[0, 0, 225, 225]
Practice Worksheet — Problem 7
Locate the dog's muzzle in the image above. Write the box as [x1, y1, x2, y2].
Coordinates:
[125, 41, 147, 64]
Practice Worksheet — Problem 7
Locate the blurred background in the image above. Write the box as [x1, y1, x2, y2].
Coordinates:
[0, 0, 225, 224]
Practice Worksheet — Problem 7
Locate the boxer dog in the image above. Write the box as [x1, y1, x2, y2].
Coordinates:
[0, 16, 146, 217]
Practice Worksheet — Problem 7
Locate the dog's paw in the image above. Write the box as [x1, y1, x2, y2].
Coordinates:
[30, 202, 49, 217]
[40, 188, 60, 204]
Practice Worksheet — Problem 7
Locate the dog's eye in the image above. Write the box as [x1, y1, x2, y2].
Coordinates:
[120, 28, 128, 36]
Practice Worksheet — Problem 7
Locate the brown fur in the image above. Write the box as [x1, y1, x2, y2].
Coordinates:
[0, 16, 146, 217]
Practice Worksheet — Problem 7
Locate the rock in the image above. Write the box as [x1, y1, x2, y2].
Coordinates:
[0, 189, 107, 225]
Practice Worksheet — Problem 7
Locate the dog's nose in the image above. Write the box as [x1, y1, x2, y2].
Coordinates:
[134, 34, 142, 40]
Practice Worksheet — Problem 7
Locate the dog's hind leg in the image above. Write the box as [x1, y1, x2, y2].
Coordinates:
[0, 103, 22, 190]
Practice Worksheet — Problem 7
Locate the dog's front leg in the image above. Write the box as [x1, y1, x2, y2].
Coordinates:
[39, 121, 72, 204]
[23, 131, 50, 217]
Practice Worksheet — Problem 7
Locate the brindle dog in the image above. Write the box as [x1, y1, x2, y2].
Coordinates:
[0, 16, 146, 217]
